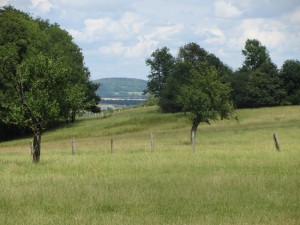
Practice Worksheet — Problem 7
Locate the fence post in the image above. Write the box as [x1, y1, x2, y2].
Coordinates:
[72, 137, 76, 155]
[111, 139, 113, 154]
[273, 132, 280, 151]
[192, 130, 195, 153]
[150, 131, 154, 153]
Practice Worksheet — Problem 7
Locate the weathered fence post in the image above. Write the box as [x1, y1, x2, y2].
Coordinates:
[150, 131, 154, 153]
[111, 139, 113, 154]
[72, 137, 76, 155]
[273, 132, 280, 151]
[192, 130, 195, 153]
[30, 140, 33, 155]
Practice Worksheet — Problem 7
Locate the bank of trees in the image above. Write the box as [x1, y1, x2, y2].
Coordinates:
[145, 40, 299, 139]
[145, 43, 234, 139]
[145, 40, 300, 112]
[0, 6, 100, 162]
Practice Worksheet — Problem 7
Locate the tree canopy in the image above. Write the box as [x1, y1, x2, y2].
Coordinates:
[144, 47, 175, 98]
[145, 39, 298, 142]
[145, 42, 233, 113]
[231, 39, 287, 108]
[178, 63, 234, 141]
[279, 59, 300, 104]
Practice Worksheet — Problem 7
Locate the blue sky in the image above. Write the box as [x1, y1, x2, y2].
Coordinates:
[1, 0, 300, 80]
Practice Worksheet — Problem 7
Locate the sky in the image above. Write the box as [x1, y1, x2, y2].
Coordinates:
[1, 0, 300, 80]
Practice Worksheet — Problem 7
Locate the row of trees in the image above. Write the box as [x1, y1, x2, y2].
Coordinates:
[145, 43, 235, 139]
[231, 39, 300, 108]
[144, 40, 300, 138]
[0, 6, 100, 162]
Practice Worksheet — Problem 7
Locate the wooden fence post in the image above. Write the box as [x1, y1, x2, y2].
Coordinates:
[111, 139, 113, 154]
[72, 137, 76, 155]
[150, 131, 154, 152]
[273, 132, 280, 151]
[192, 130, 195, 153]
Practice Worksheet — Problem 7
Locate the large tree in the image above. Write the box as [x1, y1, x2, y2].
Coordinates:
[178, 42, 233, 81]
[242, 39, 270, 70]
[231, 39, 286, 108]
[178, 63, 234, 142]
[279, 59, 300, 104]
[144, 47, 175, 98]
[0, 6, 100, 160]
[157, 42, 232, 113]
[158, 62, 193, 112]
[0, 49, 70, 162]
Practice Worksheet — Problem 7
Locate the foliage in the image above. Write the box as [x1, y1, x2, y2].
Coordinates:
[0, 6, 99, 161]
[140, 96, 159, 107]
[245, 70, 286, 107]
[144, 47, 175, 97]
[242, 39, 270, 70]
[145, 39, 298, 111]
[279, 59, 300, 104]
[178, 63, 234, 139]
[159, 62, 193, 112]
[146, 43, 233, 113]
[231, 39, 287, 108]
[177, 42, 233, 81]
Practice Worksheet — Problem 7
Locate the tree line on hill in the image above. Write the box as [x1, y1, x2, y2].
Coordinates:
[144, 40, 300, 140]
[145, 40, 300, 112]
[0, 6, 100, 162]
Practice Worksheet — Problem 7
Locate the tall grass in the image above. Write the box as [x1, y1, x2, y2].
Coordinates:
[0, 106, 299, 225]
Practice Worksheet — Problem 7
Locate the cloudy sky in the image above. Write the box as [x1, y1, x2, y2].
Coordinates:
[1, 0, 300, 80]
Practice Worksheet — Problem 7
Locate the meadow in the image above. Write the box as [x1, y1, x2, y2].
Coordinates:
[0, 106, 299, 225]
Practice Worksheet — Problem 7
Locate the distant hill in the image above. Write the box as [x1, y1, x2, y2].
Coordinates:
[93, 78, 147, 99]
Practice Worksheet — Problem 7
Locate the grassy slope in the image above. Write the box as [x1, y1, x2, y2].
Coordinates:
[0, 106, 299, 225]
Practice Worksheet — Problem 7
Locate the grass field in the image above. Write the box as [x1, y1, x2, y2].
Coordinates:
[0, 106, 299, 225]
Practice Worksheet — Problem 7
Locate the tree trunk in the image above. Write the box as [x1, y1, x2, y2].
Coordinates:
[190, 121, 199, 144]
[32, 131, 41, 163]
[71, 110, 76, 123]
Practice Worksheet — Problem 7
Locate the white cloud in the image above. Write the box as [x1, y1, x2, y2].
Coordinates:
[99, 37, 159, 58]
[30, 0, 53, 13]
[98, 23, 183, 58]
[229, 19, 286, 50]
[194, 26, 226, 44]
[214, 0, 242, 18]
[242, 19, 286, 48]
[145, 24, 184, 41]
[287, 7, 300, 24]
[68, 12, 144, 43]
[0, 0, 9, 7]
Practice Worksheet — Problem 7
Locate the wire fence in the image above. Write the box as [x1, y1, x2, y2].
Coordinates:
[0, 131, 195, 156]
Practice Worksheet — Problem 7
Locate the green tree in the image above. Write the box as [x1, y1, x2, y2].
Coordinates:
[245, 71, 286, 107]
[0, 51, 70, 162]
[242, 39, 270, 70]
[178, 42, 233, 80]
[178, 63, 234, 142]
[279, 59, 300, 104]
[159, 62, 192, 112]
[158, 43, 232, 113]
[145, 47, 175, 97]
[230, 69, 250, 108]
[231, 39, 286, 108]
[177, 42, 208, 66]
[0, 6, 100, 158]
[37, 20, 100, 120]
